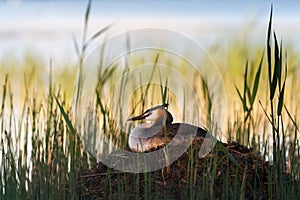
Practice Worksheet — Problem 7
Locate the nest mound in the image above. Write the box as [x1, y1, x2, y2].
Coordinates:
[74, 141, 297, 199]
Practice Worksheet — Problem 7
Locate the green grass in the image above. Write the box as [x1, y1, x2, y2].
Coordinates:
[0, 2, 300, 199]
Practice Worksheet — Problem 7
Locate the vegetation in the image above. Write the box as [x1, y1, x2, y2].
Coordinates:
[0, 2, 299, 199]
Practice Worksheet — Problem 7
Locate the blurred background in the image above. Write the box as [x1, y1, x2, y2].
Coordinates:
[1, 0, 300, 64]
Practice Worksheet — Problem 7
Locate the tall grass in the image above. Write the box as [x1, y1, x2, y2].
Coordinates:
[0, 2, 299, 199]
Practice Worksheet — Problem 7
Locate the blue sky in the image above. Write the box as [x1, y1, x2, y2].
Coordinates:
[1, 0, 298, 18]
[0, 0, 299, 63]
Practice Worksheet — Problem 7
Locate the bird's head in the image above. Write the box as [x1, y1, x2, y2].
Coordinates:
[127, 104, 173, 125]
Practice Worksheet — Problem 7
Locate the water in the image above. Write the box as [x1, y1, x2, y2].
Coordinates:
[0, 0, 300, 64]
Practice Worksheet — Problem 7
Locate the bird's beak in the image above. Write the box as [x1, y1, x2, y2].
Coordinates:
[127, 110, 151, 121]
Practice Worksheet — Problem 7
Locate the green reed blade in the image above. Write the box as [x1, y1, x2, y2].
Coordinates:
[235, 85, 245, 110]
[267, 5, 273, 85]
[84, 22, 114, 51]
[250, 52, 264, 105]
[243, 61, 248, 105]
[54, 96, 76, 135]
[277, 80, 285, 116]
[270, 32, 280, 100]
[82, 0, 92, 47]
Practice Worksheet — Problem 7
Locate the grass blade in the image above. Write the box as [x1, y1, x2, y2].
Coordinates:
[72, 35, 80, 60]
[284, 105, 300, 133]
[277, 56, 287, 116]
[243, 61, 248, 105]
[162, 78, 168, 104]
[85, 0, 92, 27]
[246, 85, 251, 109]
[250, 52, 264, 105]
[54, 96, 76, 135]
[216, 142, 240, 168]
[84, 22, 114, 50]
[277, 81, 285, 116]
[259, 100, 272, 125]
[158, 67, 168, 105]
[270, 32, 280, 100]
[235, 85, 245, 110]
[141, 54, 159, 107]
[82, 0, 92, 47]
[278, 40, 283, 88]
[267, 5, 273, 84]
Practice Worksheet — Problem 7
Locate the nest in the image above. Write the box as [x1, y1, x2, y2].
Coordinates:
[73, 141, 297, 199]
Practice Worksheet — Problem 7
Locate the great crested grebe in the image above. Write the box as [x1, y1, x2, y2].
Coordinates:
[127, 104, 207, 152]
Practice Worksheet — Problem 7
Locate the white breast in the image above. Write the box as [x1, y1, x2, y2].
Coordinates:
[128, 124, 163, 152]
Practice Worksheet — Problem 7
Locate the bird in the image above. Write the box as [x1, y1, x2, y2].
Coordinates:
[127, 104, 207, 152]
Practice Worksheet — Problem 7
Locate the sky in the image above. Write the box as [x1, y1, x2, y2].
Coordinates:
[0, 0, 299, 63]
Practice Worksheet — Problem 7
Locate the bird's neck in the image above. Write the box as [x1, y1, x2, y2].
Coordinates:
[152, 118, 172, 127]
